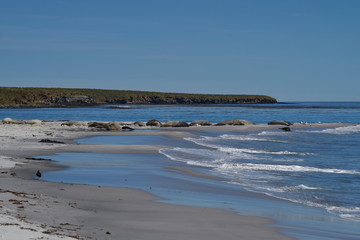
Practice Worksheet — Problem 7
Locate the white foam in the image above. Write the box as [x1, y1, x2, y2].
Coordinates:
[228, 179, 321, 192]
[218, 147, 311, 156]
[233, 185, 360, 221]
[326, 206, 360, 213]
[338, 214, 360, 221]
[186, 135, 311, 156]
[184, 137, 222, 149]
[295, 184, 321, 190]
[184, 136, 217, 143]
[185, 137, 305, 158]
[227, 181, 287, 193]
[183, 160, 218, 168]
[219, 134, 288, 143]
[254, 185, 320, 193]
[220, 163, 360, 174]
[159, 148, 233, 168]
[303, 124, 360, 135]
[258, 131, 286, 136]
[326, 206, 360, 221]
[262, 157, 305, 163]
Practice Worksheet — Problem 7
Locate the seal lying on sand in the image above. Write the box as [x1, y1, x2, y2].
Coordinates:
[280, 127, 291, 132]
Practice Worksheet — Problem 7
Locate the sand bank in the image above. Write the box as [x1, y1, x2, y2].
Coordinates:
[2, 120, 348, 239]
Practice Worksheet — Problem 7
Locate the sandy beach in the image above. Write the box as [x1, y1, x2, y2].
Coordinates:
[0, 120, 351, 239]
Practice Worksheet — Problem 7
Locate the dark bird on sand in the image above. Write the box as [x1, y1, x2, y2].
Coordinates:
[36, 170, 42, 178]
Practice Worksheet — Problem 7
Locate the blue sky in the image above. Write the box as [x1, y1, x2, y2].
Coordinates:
[1, 0, 359, 101]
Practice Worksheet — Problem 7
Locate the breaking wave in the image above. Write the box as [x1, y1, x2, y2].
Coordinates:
[219, 163, 360, 174]
[304, 124, 360, 135]
[219, 134, 288, 143]
[185, 136, 311, 156]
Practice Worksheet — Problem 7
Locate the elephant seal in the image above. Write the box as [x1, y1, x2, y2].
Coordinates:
[280, 127, 291, 132]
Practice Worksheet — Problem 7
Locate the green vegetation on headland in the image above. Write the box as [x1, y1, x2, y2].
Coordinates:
[0, 87, 277, 108]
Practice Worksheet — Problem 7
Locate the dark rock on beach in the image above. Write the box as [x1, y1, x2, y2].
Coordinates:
[268, 120, 293, 126]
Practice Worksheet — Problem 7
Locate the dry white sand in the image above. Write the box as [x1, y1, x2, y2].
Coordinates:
[1, 120, 349, 239]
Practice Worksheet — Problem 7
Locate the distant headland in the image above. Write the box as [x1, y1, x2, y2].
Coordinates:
[0, 87, 277, 108]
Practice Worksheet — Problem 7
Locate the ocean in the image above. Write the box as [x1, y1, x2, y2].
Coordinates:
[2, 102, 360, 239]
[160, 125, 360, 222]
[2, 101, 360, 123]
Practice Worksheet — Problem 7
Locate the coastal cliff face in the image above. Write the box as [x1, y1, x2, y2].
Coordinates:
[0, 87, 277, 108]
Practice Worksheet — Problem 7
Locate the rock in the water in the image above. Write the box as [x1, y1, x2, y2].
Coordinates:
[280, 127, 291, 132]
[146, 119, 162, 127]
[133, 121, 146, 127]
[36, 170, 41, 178]
[190, 120, 212, 126]
[268, 120, 292, 126]
[162, 121, 189, 127]
[216, 119, 254, 126]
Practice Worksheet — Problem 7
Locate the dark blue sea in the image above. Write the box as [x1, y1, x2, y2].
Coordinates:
[1, 102, 360, 124]
[2, 102, 360, 239]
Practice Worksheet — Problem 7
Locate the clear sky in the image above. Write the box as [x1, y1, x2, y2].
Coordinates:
[1, 0, 359, 101]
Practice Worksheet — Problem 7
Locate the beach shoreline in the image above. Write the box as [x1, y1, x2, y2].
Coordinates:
[0, 121, 353, 239]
